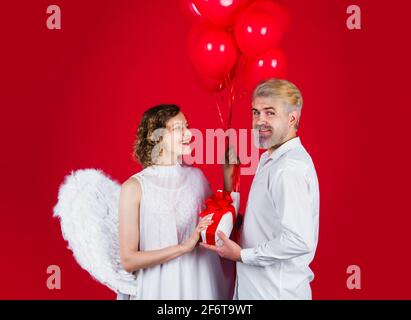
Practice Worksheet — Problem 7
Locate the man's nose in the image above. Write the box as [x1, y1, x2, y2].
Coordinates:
[255, 114, 268, 126]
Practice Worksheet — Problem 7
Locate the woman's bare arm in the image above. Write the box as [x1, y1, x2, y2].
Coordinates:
[118, 177, 212, 273]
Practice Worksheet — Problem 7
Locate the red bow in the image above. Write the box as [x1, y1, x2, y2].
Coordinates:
[199, 190, 236, 245]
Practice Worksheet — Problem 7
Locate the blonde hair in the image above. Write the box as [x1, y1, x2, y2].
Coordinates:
[252, 79, 303, 128]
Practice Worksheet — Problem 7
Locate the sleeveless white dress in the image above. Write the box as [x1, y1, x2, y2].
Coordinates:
[117, 163, 235, 300]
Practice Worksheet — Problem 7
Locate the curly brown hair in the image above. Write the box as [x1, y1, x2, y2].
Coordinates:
[133, 104, 181, 168]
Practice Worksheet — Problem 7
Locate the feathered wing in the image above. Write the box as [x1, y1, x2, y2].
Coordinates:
[53, 169, 138, 295]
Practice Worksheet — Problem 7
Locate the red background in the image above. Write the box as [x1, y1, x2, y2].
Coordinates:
[1, 0, 410, 299]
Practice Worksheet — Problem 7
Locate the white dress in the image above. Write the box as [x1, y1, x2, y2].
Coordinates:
[117, 163, 235, 300]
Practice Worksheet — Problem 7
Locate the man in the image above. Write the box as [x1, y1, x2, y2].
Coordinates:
[201, 79, 320, 300]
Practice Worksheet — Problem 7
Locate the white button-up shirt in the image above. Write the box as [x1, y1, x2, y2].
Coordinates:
[234, 137, 319, 300]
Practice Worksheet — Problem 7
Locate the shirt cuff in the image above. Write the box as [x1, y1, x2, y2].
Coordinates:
[240, 248, 256, 265]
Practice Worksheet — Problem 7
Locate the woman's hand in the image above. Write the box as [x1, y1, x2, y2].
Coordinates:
[181, 215, 214, 253]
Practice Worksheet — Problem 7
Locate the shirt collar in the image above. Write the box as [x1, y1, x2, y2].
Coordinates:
[260, 137, 302, 166]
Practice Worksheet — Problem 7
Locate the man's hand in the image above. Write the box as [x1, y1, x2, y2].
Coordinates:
[223, 145, 240, 192]
[200, 231, 242, 262]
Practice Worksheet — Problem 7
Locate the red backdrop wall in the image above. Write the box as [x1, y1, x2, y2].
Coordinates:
[1, 0, 410, 299]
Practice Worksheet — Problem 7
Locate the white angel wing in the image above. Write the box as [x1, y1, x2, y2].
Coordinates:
[53, 169, 138, 295]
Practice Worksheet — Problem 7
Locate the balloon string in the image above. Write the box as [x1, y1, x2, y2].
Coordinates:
[226, 74, 233, 130]
[213, 56, 245, 194]
[213, 93, 225, 129]
[224, 70, 241, 193]
[232, 162, 240, 192]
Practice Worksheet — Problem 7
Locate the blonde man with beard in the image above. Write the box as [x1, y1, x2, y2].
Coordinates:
[201, 79, 320, 300]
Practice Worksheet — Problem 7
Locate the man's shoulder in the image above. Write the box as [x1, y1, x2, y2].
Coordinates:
[277, 147, 311, 169]
[270, 147, 315, 180]
[275, 158, 308, 177]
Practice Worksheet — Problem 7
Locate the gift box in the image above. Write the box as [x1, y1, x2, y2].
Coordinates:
[199, 190, 240, 247]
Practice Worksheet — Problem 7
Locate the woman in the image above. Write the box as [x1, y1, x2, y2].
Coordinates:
[117, 104, 235, 299]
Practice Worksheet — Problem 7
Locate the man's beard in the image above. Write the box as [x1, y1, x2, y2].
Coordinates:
[253, 125, 288, 150]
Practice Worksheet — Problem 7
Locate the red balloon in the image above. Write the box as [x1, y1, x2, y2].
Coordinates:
[235, 0, 289, 57]
[180, 0, 203, 21]
[243, 48, 288, 92]
[188, 23, 238, 79]
[193, 0, 251, 28]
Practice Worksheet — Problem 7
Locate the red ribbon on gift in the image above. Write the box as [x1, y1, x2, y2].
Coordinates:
[199, 190, 236, 245]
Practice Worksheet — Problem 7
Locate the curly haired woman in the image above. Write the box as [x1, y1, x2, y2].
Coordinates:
[117, 104, 234, 300]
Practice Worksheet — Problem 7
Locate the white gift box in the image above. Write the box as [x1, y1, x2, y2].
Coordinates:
[200, 191, 240, 247]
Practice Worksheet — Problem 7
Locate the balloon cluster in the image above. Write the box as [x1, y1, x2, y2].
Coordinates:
[180, 0, 290, 193]
[182, 0, 290, 103]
